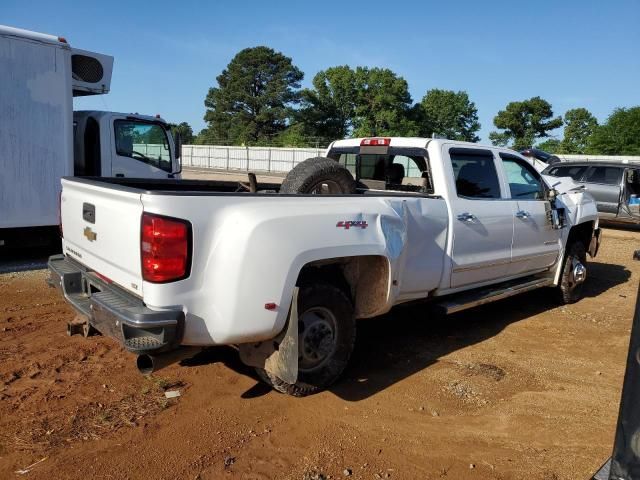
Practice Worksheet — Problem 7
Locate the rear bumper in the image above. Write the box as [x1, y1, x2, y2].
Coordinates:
[47, 254, 183, 354]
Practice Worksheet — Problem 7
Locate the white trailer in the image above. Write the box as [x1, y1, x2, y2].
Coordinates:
[0, 25, 181, 247]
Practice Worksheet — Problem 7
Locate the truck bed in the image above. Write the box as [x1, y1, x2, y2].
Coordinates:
[71, 177, 438, 198]
[75, 176, 283, 194]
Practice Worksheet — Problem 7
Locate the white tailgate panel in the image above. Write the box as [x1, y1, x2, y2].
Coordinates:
[61, 179, 143, 295]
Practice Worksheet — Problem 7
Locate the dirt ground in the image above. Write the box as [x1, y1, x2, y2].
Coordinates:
[0, 227, 638, 480]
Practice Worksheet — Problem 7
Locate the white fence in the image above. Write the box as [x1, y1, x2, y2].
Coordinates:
[181, 145, 326, 173]
[179, 145, 640, 175]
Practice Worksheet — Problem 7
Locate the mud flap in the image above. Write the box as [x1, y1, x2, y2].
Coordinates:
[589, 228, 601, 258]
[238, 288, 299, 384]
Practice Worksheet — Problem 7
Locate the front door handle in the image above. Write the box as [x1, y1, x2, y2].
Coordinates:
[115, 173, 125, 178]
[516, 210, 530, 219]
[457, 212, 476, 222]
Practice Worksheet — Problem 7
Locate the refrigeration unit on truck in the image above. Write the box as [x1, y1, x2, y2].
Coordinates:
[0, 25, 182, 247]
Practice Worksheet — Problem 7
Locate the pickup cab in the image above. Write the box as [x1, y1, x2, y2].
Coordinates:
[48, 137, 601, 396]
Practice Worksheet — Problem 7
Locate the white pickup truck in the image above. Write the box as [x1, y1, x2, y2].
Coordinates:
[48, 137, 601, 396]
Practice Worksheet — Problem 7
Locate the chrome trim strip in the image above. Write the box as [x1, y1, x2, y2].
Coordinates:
[441, 278, 554, 314]
[452, 258, 510, 273]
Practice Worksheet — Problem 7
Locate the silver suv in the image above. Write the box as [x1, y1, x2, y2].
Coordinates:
[543, 161, 640, 224]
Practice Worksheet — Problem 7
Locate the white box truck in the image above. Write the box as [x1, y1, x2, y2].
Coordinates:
[0, 25, 182, 247]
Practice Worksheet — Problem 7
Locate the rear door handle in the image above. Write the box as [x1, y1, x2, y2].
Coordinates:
[457, 212, 476, 222]
[516, 210, 530, 219]
[115, 173, 125, 178]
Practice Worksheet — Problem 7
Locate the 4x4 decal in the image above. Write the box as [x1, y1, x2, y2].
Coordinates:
[336, 220, 368, 229]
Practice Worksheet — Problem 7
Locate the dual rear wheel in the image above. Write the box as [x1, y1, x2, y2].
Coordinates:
[256, 283, 356, 397]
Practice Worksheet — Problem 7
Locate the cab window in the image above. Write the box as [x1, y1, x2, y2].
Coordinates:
[546, 165, 588, 181]
[500, 154, 545, 200]
[336, 153, 357, 176]
[450, 149, 501, 199]
[584, 166, 623, 185]
[114, 120, 172, 172]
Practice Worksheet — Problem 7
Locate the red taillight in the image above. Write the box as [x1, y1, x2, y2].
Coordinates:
[141, 213, 191, 283]
[360, 138, 391, 146]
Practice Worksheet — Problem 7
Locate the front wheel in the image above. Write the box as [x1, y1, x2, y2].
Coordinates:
[556, 241, 588, 304]
[256, 283, 356, 396]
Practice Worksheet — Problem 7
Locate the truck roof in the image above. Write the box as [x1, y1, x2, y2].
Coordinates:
[329, 137, 493, 150]
[0, 24, 69, 47]
[549, 160, 640, 168]
[74, 111, 168, 124]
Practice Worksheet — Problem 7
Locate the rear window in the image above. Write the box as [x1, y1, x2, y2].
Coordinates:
[337, 153, 357, 176]
[584, 166, 623, 185]
[334, 151, 431, 192]
[450, 150, 501, 199]
[546, 165, 587, 180]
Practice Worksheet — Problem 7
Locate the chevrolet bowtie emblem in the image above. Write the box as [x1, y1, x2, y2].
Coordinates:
[83, 226, 97, 242]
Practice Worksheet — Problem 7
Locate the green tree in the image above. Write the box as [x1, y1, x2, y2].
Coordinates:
[560, 108, 597, 153]
[417, 89, 480, 142]
[202, 46, 303, 145]
[489, 96, 563, 150]
[272, 123, 310, 147]
[535, 138, 562, 153]
[352, 67, 418, 137]
[169, 122, 194, 144]
[587, 107, 640, 155]
[296, 66, 357, 143]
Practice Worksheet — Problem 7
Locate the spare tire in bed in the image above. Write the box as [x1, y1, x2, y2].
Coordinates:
[280, 157, 357, 194]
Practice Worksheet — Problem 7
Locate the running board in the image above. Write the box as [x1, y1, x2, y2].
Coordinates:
[436, 276, 553, 315]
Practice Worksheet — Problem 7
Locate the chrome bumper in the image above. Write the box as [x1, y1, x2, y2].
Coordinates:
[47, 254, 183, 354]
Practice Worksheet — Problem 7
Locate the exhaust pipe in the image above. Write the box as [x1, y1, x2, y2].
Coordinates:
[67, 322, 85, 336]
[136, 347, 202, 375]
[67, 314, 90, 337]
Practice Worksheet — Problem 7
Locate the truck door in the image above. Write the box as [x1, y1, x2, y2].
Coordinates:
[83, 116, 101, 176]
[581, 165, 624, 219]
[446, 147, 514, 288]
[110, 118, 174, 178]
[499, 153, 560, 275]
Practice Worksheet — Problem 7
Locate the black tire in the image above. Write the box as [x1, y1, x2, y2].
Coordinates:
[256, 283, 356, 396]
[556, 241, 588, 304]
[280, 157, 356, 194]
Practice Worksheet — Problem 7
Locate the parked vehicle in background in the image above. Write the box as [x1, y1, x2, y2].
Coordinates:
[48, 137, 600, 396]
[0, 25, 182, 248]
[543, 161, 640, 224]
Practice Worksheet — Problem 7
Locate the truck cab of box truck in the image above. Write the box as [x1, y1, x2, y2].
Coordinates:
[0, 25, 180, 247]
[73, 111, 181, 179]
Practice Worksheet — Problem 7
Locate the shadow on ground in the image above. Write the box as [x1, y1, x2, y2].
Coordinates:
[585, 262, 632, 298]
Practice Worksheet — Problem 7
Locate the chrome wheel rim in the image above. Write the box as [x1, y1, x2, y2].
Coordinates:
[298, 307, 337, 371]
[570, 257, 587, 285]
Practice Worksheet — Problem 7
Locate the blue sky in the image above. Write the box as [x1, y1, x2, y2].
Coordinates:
[3, 0, 639, 143]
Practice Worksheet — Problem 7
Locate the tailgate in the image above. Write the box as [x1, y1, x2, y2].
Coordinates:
[60, 178, 143, 296]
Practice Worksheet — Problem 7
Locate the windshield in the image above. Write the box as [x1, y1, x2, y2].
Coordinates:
[114, 120, 172, 172]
